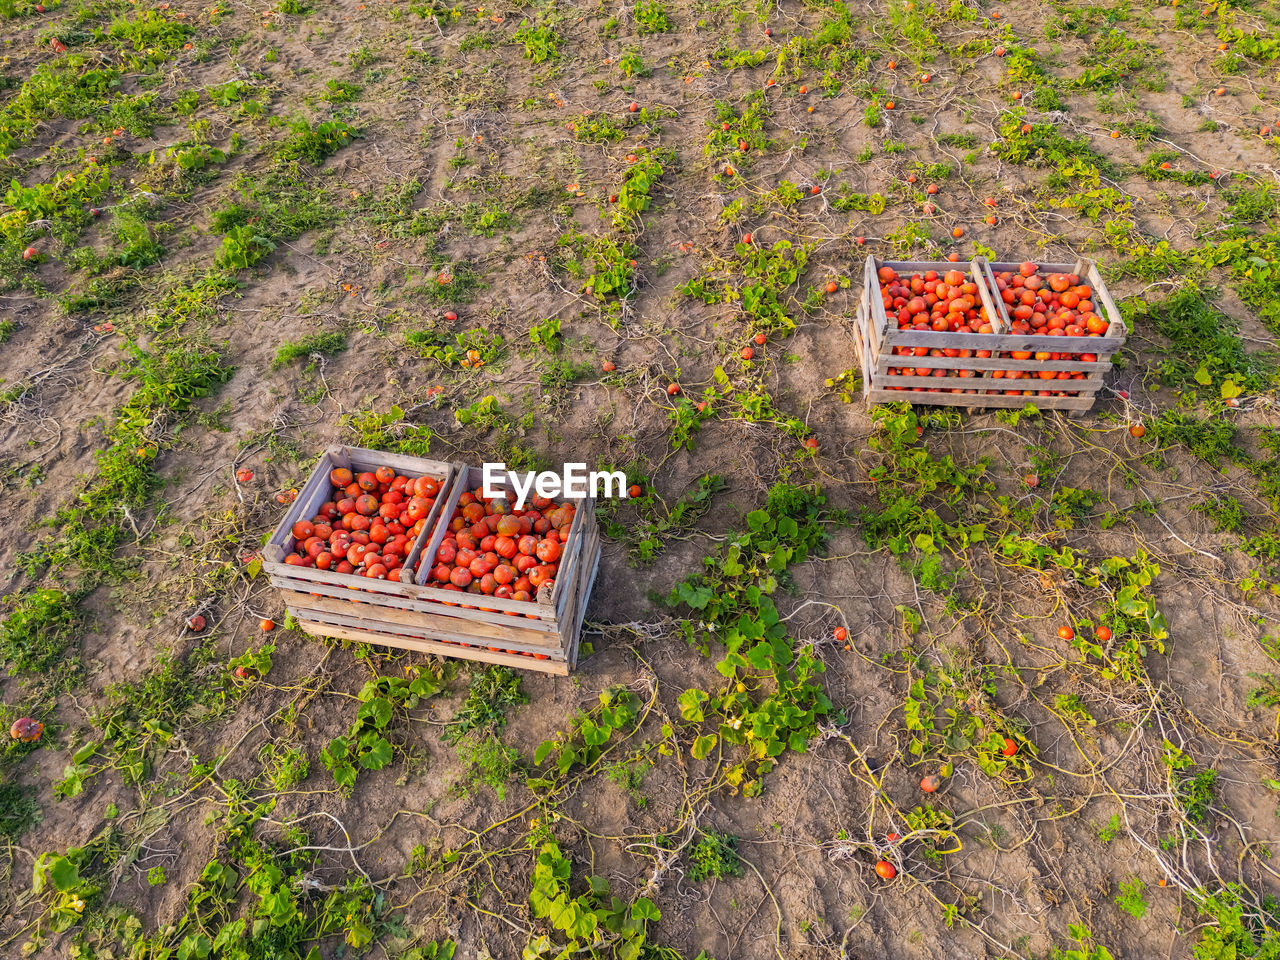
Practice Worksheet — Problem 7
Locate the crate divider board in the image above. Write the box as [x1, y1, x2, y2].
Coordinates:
[856, 256, 1125, 412]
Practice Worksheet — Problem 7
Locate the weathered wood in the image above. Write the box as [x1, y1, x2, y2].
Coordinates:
[267, 567, 560, 631]
[866, 388, 1096, 410]
[561, 536, 602, 668]
[276, 588, 564, 647]
[290, 601, 568, 657]
[265, 449, 602, 673]
[879, 329, 1118, 353]
[875, 354, 1112, 375]
[295, 619, 572, 676]
[857, 256, 1125, 412]
[876, 373, 1104, 391]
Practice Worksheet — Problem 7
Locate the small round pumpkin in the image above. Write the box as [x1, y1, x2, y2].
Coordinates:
[10, 717, 44, 742]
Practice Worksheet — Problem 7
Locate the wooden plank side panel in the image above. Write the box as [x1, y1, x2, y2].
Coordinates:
[268, 574, 561, 634]
[278, 589, 565, 648]
[555, 523, 600, 649]
[550, 489, 591, 613]
[877, 373, 1102, 391]
[562, 539, 602, 669]
[292, 606, 565, 659]
[882, 329, 1120, 353]
[875, 354, 1112, 375]
[867, 388, 1095, 410]
[295, 619, 571, 676]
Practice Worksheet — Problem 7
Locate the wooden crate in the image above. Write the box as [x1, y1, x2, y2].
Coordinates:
[855, 255, 1126, 413]
[265, 455, 600, 676]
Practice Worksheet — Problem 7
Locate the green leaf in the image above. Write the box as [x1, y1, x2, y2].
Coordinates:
[358, 696, 394, 729]
[631, 897, 660, 921]
[691, 734, 718, 759]
[678, 688, 709, 722]
[47, 856, 81, 893]
[357, 735, 393, 769]
[177, 934, 212, 960]
[534, 740, 556, 765]
[213, 920, 246, 952]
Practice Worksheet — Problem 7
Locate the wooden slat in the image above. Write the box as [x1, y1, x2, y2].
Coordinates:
[876, 373, 1103, 391]
[881, 329, 1118, 353]
[268, 572, 560, 633]
[867, 389, 1095, 410]
[278, 588, 564, 648]
[411, 462, 469, 588]
[1085, 261, 1127, 342]
[562, 538, 602, 668]
[292, 605, 564, 658]
[971, 256, 1010, 333]
[553, 495, 592, 617]
[295, 619, 571, 676]
[555, 523, 599, 647]
[876, 354, 1112, 374]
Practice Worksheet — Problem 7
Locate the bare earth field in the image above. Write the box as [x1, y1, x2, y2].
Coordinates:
[3, 0, 1280, 957]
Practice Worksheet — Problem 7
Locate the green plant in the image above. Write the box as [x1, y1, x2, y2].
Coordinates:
[1114, 877, 1148, 919]
[687, 832, 742, 882]
[405, 326, 504, 367]
[321, 671, 445, 790]
[600, 473, 724, 563]
[258, 742, 310, 791]
[216, 225, 275, 270]
[447, 666, 527, 743]
[1052, 926, 1115, 960]
[529, 317, 563, 353]
[527, 842, 664, 958]
[1096, 814, 1123, 842]
[1142, 287, 1277, 398]
[1, 588, 82, 683]
[340, 405, 434, 456]
[512, 20, 560, 62]
[276, 118, 358, 164]
[271, 332, 348, 368]
[633, 0, 671, 33]
[532, 685, 643, 780]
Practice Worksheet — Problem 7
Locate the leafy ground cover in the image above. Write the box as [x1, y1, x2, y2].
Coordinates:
[2, 0, 1280, 957]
